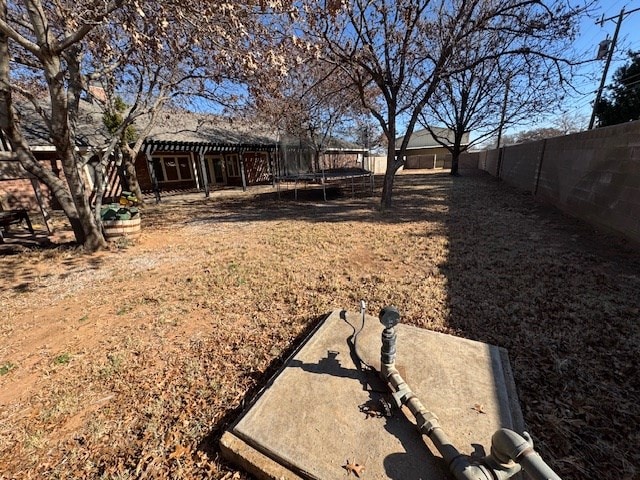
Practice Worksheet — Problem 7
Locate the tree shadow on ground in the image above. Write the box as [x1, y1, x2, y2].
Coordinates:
[142, 173, 452, 231]
[185, 168, 637, 479]
[0, 240, 106, 292]
[433, 172, 640, 479]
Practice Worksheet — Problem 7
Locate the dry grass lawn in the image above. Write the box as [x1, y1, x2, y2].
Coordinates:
[0, 171, 638, 479]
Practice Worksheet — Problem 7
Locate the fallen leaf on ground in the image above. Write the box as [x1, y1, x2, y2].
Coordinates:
[343, 460, 365, 477]
[220, 472, 241, 480]
[168, 444, 190, 460]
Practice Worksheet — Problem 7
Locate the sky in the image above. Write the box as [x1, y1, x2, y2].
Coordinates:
[547, 0, 640, 129]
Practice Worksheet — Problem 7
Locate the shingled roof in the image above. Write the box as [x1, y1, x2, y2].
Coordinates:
[9, 98, 110, 150]
[396, 127, 470, 149]
[5, 98, 279, 150]
[6, 98, 363, 154]
[145, 110, 277, 146]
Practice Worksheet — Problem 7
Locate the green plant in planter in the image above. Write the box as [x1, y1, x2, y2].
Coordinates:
[101, 191, 140, 221]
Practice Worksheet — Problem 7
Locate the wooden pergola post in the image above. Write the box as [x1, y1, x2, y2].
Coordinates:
[198, 150, 210, 198]
[239, 151, 247, 192]
[190, 150, 201, 190]
[30, 178, 53, 233]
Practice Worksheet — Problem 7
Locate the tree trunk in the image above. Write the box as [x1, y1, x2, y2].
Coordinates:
[380, 115, 397, 209]
[16, 147, 86, 239]
[59, 149, 106, 250]
[450, 147, 461, 176]
[92, 157, 108, 231]
[314, 149, 321, 172]
[43, 47, 106, 250]
[0, 24, 89, 244]
[450, 132, 463, 176]
[122, 148, 144, 201]
[7, 135, 91, 246]
[381, 165, 396, 210]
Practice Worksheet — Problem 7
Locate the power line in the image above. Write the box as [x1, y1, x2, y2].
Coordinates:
[596, 6, 640, 25]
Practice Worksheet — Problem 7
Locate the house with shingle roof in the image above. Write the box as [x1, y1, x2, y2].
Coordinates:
[396, 127, 470, 169]
[136, 110, 279, 198]
[2, 97, 368, 209]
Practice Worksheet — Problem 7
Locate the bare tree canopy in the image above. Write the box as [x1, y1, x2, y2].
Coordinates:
[292, 0, 588, 207]
[1, 0, 592, 247]
[419, 33, 571, 174]
[0, 0, 286, 250]
[250, 49, 369, 171]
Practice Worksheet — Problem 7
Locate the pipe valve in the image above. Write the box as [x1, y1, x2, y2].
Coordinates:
[379, 305, 400, 329]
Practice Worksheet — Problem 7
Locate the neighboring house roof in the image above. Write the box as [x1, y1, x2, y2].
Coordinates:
[396, 127, 470, 150]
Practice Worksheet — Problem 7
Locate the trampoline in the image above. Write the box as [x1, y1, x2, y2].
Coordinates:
[274, 135, 373, 201]
[276, 167, 373, 201]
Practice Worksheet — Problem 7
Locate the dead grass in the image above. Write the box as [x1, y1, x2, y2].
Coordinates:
[0, 171, 639, 479]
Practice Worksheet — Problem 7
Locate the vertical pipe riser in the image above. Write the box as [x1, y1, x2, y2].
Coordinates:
[381, 328, 397, 365]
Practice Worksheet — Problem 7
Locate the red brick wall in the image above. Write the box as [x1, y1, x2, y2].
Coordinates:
[0, 152, 63, 211]
[135, 153, 154, 191]
[0, 178, 48, 211]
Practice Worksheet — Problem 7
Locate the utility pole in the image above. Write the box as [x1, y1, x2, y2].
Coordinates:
[589, 6, 640, 129]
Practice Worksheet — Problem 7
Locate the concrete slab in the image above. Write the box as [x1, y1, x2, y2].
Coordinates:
[221, 309, 524, 480]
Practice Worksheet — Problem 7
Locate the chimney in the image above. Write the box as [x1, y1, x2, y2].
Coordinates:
[88, 84, 107, 103]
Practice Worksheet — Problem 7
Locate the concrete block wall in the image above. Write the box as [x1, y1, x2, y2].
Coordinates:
[484, 149, 501, 176]
[477, 119, 640, 244]
[458, 152, 480, 170]
[537, 121, 640, 242]
[500, 141, 545, 193]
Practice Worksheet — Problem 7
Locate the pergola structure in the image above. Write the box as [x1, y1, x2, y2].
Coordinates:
[141, 139, 277, 203]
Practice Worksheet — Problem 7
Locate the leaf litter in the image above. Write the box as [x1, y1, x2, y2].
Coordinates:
[0, 171, 639, 479]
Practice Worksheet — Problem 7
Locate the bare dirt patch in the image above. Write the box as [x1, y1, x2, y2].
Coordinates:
[1, 171, 638, 479]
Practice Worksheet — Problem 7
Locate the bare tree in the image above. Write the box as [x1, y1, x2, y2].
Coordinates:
[0, 0, 129, 250]
[0, 0, 284, 250]
[297, 0, 587, 208]
[420, 44, 569, 175]
[250, 52, 366, 171]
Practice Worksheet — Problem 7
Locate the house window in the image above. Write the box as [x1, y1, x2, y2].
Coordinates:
[151, 155, 193, 182]
[164, 158, 179, 181]
[225, 154, 240, 177]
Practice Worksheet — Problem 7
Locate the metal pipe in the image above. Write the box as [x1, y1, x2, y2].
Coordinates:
[378, 307, 496, 480]
[378, 306, 561, 480]
[491, 429, 561, 480]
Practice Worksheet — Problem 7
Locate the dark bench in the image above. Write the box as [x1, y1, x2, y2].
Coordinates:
[0, 209, 34, 243]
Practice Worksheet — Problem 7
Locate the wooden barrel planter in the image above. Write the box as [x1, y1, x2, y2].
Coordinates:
[103, 216, 142, 241]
